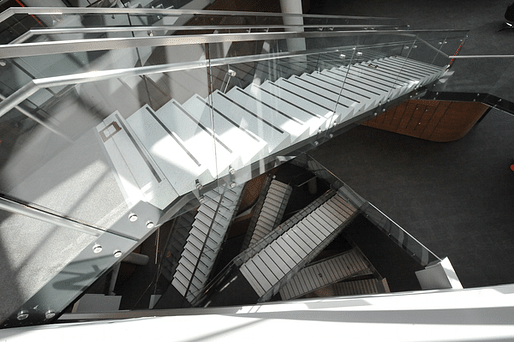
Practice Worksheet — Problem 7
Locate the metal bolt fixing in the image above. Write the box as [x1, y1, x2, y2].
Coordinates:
[128, 213, 138, 222]
[92, 244, 103, 254]
[195, 179, 203, 190]
[113, 250, 123, 258]
[17, 311, 29, 321]
[146, 221, 155, 229]
[45, 311, 56, 320]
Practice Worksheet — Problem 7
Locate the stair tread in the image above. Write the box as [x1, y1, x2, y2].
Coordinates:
[211, 90, 291, 153]
[182, 95, 268, 165]
[127, 105, 212, 196]
[155, 99, 235, 175]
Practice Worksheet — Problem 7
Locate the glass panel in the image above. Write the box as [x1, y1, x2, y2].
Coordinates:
[2, 9, 404, 45]
[0, 42, 214, 228]
[0, 201, 145, 326]
[0, 206, 97, 323]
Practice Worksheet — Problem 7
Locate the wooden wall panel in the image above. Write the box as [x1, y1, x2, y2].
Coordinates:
[363, 100, 489, 142]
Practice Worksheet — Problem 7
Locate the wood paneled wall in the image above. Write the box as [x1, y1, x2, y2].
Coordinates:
[362, 100, 489, 142]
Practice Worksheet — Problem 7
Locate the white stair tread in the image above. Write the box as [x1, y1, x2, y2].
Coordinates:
[259, 81, 333, 127]
[275, 78, 341, 115]
[226, 87, 310, 143]
[182, 95, 268, 165]
[211, 90, 291, 154]
[280, 249, 370, 300]
[290, 75, 365, 111]
[154, 99, 235, 176]
[302, 73, 381, 113]
[97, 112, 178, 209]
[127, 105, 213, 196]
[245, 83, 327, 136]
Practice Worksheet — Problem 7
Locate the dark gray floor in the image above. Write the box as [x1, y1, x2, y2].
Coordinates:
[309, 108, 514, 288]
[310, 0, 514, 103]
[305, 0, 514, 289]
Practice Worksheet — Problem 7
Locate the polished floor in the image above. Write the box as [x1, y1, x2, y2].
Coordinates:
[305, 0, 514, 288]
[309, 108, 514, 288]
[309, 0, 514, 103]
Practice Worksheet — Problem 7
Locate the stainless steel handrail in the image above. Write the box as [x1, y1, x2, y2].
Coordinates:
[0, 195, 107, 237]
[364, 202, 442, 262]
[0, 29, 468, 59]
[450, 54, 514, 58]
[10, 23, 406, 45]
[0, 7, 400, 23]
[0, 37, 445, 119]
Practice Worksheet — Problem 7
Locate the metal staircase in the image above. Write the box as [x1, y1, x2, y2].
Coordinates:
[172, 185, 243, 302]
[97, 55, 445, 209]
[279, 248, 372, 300]
[249, 179, 292, 247]
[239, 189, 357, 300]
[0, 7, 466, 327]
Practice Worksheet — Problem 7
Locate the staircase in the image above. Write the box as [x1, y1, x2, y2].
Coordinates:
[239, 190, 357, 300]
[160, 211, 196, 282]
[247, 179, 293, 248]
[279, 249, 372, 300]
[0, 5, 464, 327]
[172, 185, 243, 302]
[96, 55, 445, 209]
[331, 278, 390, 296]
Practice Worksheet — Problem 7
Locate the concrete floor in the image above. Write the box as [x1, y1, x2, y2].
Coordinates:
[309, 109, 514, 288]
[309, 0, 514, 103]
[305, 0, 514, 289]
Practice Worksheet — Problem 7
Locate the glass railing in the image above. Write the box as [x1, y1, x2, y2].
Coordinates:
[194, 154, 441, 306]
[291, 154, 441, 267]
[0, 7, 405, 45]
[0, 8, 465, 327]
[191, 188, 337, 306]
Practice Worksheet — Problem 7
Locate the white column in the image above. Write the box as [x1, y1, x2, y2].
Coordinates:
[280, 0, 307, 71]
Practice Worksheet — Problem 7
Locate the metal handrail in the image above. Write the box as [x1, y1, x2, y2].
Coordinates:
[363, 202, 442, 263]
[0, 7, 401, 23]
[10, 23, 407, 45]
[0, 28, 469, 59]
[0, 195, 118, 238]
[0, 38, 427, 119]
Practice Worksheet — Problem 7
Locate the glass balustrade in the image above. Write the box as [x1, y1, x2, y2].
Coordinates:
[1, 7, 404, 45]
[0, 26, 466, 254]
[0, 8, 467, 327]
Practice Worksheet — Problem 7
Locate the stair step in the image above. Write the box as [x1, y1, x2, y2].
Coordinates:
[275, 78, 342, 118]
[154, 99, 235, 177]
[127, 105, 213, 196]
[259, 81, 332, 128]
[245, 83, 326, 136]
[292, 74, 370, 114]
[279, 249, 371, 300]
[306, 72, 383, 112]
[226, 87, 310, 143]
[182, 94, 267, 165]
[97, 112, 178, 209]
[211, 89, 292, 154]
